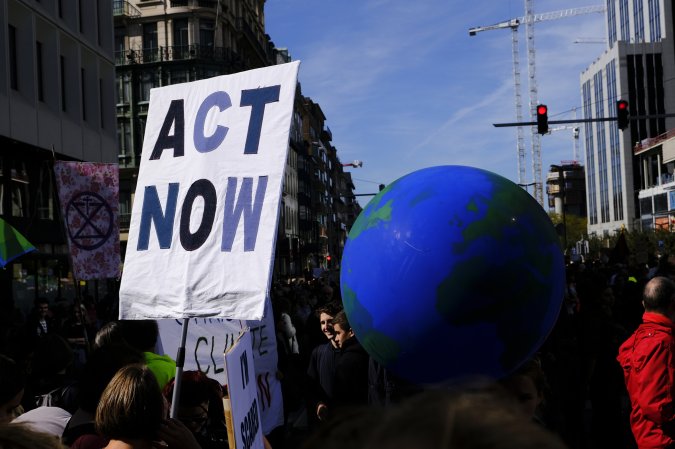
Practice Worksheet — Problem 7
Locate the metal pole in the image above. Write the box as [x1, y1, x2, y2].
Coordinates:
[169, 318, 189, 418]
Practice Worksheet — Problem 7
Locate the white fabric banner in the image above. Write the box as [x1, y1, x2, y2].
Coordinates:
[53, 162, 121, 280]
[156, 298, 284, 434]
[119, 62, 299, 320]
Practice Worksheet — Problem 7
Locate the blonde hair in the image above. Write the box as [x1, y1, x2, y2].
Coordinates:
[95, 363, 164, 441]
[0, 422, 68, 449]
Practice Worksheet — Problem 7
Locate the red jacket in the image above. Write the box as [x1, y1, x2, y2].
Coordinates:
[617, 312, 675, 449]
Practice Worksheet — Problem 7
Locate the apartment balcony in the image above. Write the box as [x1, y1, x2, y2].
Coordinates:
[117, 45, 240, 66]
[170, 0, 217, 7]
[113, 0, 141, 18]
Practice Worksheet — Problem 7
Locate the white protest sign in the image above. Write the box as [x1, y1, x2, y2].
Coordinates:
[224, 330, 264, 449]
[119, 61, 300, 320]
[156, 298, 283, 434]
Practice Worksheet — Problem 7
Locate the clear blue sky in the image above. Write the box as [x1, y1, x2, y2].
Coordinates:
[264, 1, 608, 202]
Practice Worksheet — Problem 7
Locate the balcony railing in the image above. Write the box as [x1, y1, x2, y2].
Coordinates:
[117, 45, 239, 65]
[113, 0, 141, 18]
[170, 0, 217, 7]
[634, 128, 675, 154]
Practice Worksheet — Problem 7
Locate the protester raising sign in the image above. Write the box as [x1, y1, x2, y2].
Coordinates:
[119, 62, 300, 320]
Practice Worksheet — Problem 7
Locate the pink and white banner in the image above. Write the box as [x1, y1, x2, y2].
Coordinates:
[54, 162, 121, 280]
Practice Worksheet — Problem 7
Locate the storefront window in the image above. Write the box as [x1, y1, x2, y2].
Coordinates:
[12, 260, 36, 316]
[11, 161, 29, 217]
[37, 164, 55, 219]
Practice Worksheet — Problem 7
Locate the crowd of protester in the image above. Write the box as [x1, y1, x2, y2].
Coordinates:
[0, 253, 672, 448]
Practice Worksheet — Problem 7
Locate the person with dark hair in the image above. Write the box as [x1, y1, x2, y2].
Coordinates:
[162, 370, 228, 449]
[499, 358, 548, 425]
[300, 387, 568, 449]
[62, 342, 145, 448]
[30, 334, 77, 413]
[330, 311, 369, 412]
[617, 276, 675, 449]
[119, 320, 176, 390]
[95, 364, 200, 449]
[306, 301, 343, 423]
[25, 298, 53, 341]
[92, 321, 128, 351]
[0, 355, 25, 423]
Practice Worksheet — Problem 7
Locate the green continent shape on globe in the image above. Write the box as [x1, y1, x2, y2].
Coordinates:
[342, 283, 401, 366]
[348, 181, 400, 240]
[436, 174, 559, 370]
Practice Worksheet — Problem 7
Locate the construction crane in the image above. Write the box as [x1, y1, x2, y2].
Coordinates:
[548, 125, 580, 162]
[469, 3, 606, 207]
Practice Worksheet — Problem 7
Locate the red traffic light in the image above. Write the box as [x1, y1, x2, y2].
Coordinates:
[326, 255, 331, 261]
[536, 104, 548, 135]
[617, 100, 629, 130]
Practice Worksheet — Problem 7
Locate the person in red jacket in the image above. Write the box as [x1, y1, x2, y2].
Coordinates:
[617, 276, 675, 449]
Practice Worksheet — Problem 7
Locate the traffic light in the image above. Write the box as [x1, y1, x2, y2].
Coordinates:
[326, 254, 331, 262]
[536, 104, 548, 135]
[617, 100, 629, 130]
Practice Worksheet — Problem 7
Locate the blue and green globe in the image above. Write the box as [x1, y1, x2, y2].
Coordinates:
[340, 166, 565, 384]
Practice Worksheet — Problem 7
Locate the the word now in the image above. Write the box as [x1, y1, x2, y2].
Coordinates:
[137, 176, 267, 252]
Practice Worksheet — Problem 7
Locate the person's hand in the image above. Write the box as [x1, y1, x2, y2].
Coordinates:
[154, 418, 202, 449]
[316, 402, 328, 421]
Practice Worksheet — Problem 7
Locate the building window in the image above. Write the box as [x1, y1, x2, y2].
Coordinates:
[142, 23, 158, 63]
[640, 197, 653, 215]
[655, 193, 668, 212]
[634, 0, 644, 42]
[173, 18, 189, 59]
[648, 0, 661, 41]
[619, 0, 629, 41]
[78, 0, 83, 32]
[169, 69, 189, 84]
[9, 25, 18, 90]
[36, 41, 44, 101]
[116, 73, 130, 104]
[199, 20, 214, 50]
[36, 164, 54, 220]
[117, 119, 132, 165]
[11, 161, 29, 218]
[607, 0, 616, 46]
[60, 56, 67, 111]
[81, 68, 87, 121]
[99, 78, 104, 128]
[114, 27, 125, 64]
[140, 71, 157, 102]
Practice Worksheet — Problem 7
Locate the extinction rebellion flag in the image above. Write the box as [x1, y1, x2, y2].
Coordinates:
[54, 162, 121, 280]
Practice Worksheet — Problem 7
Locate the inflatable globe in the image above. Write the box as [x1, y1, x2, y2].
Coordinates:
[340, 166, 564, 384]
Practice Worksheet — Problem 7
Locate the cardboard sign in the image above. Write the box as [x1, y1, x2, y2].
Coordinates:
[156, 298, 283, 434]
[224, 330, 264, 449]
